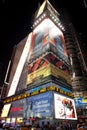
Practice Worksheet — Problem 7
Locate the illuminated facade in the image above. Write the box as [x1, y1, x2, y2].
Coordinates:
[2, 0, 86, 125]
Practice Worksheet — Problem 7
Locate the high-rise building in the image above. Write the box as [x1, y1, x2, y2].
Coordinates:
[1, 0, 86, 126]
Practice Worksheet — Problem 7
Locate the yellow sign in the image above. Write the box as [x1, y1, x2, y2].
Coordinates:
[82, 96, 87, 103]
[3, 86, 73, 104]
[27, 63, 71, 85]
[26, 64, 51, 85]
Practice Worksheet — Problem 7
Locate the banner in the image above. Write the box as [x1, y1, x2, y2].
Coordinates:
[23, 91, 53, 119]
[26, 64, 71, 85]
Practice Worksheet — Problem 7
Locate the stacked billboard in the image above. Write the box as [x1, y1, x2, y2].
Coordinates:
[27, 59, 71, 88]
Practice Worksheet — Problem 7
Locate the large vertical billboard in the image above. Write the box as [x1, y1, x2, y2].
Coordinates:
[29, 18, 68, 61]
[54, 93, 77, 120]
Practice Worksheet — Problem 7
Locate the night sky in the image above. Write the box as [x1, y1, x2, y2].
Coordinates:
[0, 0, 87, 85]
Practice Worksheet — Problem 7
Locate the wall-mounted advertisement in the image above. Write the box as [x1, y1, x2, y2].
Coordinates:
[29, 18, 68, 61]
[74, 96, 87, 108]
[1, 104, 11, 118]
[26, 64, 51, 85]
[54, 93, 77, 120]
[23, 91, 53, 119]
[28, 53, 69, 75]
[27, 63, 71, 86]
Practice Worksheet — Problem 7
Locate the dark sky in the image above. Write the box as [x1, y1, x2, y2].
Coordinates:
[0, 0, 87, 85]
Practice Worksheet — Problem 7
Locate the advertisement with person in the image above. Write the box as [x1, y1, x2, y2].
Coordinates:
[23, 91, 53, 119]
[54, 92, 77, 120]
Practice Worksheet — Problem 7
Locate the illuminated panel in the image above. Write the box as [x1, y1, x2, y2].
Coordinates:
[16, 117, 23, 123]
[27, 64, 51, 85]
[36, 0, 46, 18]
[6, 118, 10, 123]
[54, 93, 77, 120]
[1, 104, 11, 117]
[34, 18, 62, 36]
[27, 63, 71, 85]
[8, 33, 32, 97]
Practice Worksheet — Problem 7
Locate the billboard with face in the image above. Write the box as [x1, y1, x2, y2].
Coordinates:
[54, 93, 77, 120]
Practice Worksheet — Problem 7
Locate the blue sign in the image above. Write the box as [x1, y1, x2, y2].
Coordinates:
[24, 91, 53, 118]
[74, 96, 87, 108]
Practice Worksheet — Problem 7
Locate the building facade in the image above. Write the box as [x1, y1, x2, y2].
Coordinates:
[1, 0, 87, 126]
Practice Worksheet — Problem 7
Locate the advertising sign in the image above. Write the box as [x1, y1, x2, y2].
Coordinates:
[29, 18, 68, 60]
[28, 53, 69, 74]
[23, 91, 53, 119]
[74, 96, 87, 108]
[27, 64, 71, 85]
[54, 93, 77, 120]
[26, 64, 51, 85]
[1, 104, 11, 118]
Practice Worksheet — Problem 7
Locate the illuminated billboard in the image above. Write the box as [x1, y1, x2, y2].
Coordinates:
[27, 64, 71, 85]
[74, 96, 87, 108]
[1, 104, 11, 118]
[54, 93, 77, 120]
[23, 91, 53, 118]
[28, 53, 70, 74]
[6, 118, 10, 124]
[7, 91, 53, 119]
[29, 18, 68, 61]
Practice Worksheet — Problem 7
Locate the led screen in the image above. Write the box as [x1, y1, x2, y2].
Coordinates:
[54, 93, 77, 120]
[1, 104, 11, 118]
[23, 91, 53, 119]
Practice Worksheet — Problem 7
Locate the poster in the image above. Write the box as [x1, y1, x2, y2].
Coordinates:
[54, 93, 77, 120]
[23, 91, 53, 119]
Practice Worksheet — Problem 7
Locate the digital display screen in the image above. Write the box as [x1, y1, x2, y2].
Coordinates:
[54, 93, 77, 120]
[23, 91, 53, 118]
